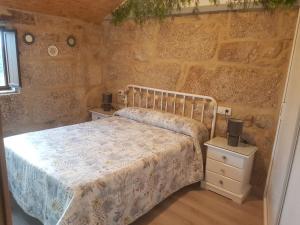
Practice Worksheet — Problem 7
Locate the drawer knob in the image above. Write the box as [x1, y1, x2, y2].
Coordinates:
[220, 169, 225, 174]
[222, 156, 227, 161]
[219, 180, 224, 185]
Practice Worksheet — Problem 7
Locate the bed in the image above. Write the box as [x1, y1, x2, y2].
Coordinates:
[4, 85, 217, 225]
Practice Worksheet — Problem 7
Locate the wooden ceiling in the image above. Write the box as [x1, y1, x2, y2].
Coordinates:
[0, 0, 124, 24]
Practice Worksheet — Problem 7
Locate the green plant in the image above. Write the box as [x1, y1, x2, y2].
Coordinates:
[111, 0, 298, 25]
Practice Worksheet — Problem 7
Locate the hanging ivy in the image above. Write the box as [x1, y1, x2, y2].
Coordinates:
[111, 0, 298, 25]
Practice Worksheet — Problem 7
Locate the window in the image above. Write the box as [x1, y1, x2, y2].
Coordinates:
[0, 33, 5, 87]
[0, 29, 21, 92]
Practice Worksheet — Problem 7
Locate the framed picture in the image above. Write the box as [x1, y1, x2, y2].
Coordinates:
[67, 35, 76, 47]
[23, 32, 35, 45]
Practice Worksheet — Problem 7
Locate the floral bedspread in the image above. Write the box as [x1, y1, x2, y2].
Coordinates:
[4, 109, 208, 225]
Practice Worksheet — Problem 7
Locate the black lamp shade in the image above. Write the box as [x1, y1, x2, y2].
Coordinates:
[102, 92, 112, 111]
[102, 92, 112, 104]
[227, 118, 244, 146]
[228, 119, 243, 136]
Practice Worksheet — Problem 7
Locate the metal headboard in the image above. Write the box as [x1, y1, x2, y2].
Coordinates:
[124, 84, 217, 139]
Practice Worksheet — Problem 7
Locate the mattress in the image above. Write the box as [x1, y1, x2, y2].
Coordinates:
[4, 108, 208, 225]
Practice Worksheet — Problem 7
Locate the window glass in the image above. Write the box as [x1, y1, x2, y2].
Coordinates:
[0, 29, 21, 92]
[0, 31, 6, 87]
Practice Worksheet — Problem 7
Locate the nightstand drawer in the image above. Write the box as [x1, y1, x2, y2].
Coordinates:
[207, 146, 245, 169]
[206, 171, 243, 194]
[207, 158, 243, 182]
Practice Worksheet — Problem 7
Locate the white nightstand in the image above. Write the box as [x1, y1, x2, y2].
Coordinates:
[89, 108, 117, 121]
[202, 137, 257, 204]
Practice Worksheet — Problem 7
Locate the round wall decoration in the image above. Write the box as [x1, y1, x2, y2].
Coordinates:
[67, 35, 76, 47]
[23, 33, 35, 45]
[48, 45, 59, 57]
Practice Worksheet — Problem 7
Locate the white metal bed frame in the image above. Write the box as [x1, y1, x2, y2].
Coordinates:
[124, 84, 218, 139]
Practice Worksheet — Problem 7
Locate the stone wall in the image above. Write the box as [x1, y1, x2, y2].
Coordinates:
[101, 9, 299, 197]
[0, 6, 298, 197]
[0, 7, 104, 136]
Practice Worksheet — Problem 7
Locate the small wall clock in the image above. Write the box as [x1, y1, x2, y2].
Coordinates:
[67, 35, 76, 47]
[23, 33, 35, 45]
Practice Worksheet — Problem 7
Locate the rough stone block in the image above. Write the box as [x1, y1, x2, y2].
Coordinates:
[182, 65, 284, 108]
[34, 12, 85, 32]
[229, 11, 280, 39]
[87, 62, 102, 86]
[279, 9, 299, 39]
[21, 60, 75, 89]
[86, 86, 103, 109]
[103, 61, 181, 92]
[102, 21, 158, 63]
[218, 40, 292, 67]
[254, 114, 274, 129]
[103, 20, 158, 45]
[0, 94, 30, 129]
[0, 8, 35, 25]
[134, 62, 181, 90]
[103, 60, 136, 92]
[29, 89, 82, 124]
[157, 22, 218, 61]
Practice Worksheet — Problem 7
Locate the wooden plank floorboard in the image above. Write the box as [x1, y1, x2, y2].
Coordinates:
[132, 183, 263, 225]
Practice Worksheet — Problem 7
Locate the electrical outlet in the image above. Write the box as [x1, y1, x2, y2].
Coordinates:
[217, 106, 232, 116]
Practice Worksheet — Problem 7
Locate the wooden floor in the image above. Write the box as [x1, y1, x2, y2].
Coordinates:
[132, 183, 263, 225]
[12, 183, 263, 225]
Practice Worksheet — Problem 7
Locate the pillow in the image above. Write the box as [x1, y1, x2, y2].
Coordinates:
[115, 107, 209, 159]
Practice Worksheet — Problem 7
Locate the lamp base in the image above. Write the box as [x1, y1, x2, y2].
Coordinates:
[228, 135, 239, 147]
[102, 104, 112, 111]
